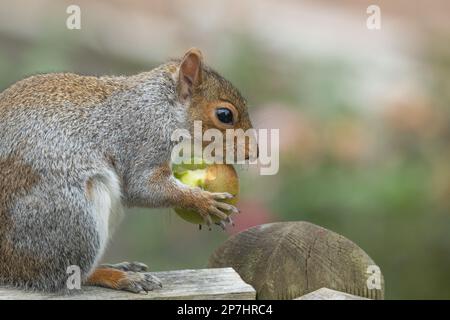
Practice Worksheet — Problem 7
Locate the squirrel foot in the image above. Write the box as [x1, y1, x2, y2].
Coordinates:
[86, 267, 162, 293]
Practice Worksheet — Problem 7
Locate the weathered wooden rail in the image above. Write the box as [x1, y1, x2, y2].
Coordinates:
[0, 268, 255, 300]
[0, 268, 371, 300]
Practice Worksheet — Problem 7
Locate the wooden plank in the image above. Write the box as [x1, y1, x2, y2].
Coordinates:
[295, 287, 369, 300]
[0, 268, 256, 300]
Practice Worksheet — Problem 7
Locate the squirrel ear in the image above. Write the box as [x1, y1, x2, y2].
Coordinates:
[178, 48, 203, 101]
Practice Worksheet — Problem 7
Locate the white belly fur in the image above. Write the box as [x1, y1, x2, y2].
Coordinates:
[89, 168, 124, 269]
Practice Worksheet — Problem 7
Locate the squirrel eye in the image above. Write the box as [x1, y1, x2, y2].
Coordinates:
[215, 108, 234, 124]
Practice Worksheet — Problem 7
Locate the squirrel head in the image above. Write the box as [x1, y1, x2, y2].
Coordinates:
[176, 48, 257, 161]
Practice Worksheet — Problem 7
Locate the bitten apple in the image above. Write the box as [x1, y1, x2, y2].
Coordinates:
[173, 162, 239, 224]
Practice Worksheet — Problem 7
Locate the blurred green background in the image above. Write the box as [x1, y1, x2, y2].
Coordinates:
[1, 0, 450, 299]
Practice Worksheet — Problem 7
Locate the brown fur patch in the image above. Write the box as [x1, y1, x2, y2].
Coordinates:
[0, 156, 40, 221]
[85, 267, 127, 289]
[148, 162, 172, 184]
[85, 178, 94, 201]
[0, 156, 43, 283]
[0, 73, 126, 112]
[105, 153, 117, 170]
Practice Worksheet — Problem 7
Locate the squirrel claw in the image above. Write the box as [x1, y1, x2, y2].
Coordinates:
[225, 216, 234, 226]
[215, 221, 227, 230]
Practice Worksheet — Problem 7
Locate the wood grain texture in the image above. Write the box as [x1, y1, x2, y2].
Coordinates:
[209, 221, 384, 300]
[295, 287, 370, 300]
[0, 268, 256, 300]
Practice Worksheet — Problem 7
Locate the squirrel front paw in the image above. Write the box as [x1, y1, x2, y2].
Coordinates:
[189, 189, 239, 227]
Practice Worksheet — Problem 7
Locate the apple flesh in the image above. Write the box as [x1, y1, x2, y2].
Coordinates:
[173, 163, 239, 224]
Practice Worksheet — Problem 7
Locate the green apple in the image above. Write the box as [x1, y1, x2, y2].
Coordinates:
[173, 161, 239, 224]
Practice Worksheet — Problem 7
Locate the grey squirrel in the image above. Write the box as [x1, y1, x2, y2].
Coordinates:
[0, 48, 254, 292]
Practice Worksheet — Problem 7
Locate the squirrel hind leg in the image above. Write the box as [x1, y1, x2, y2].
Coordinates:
[0, 183, 102, 292]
